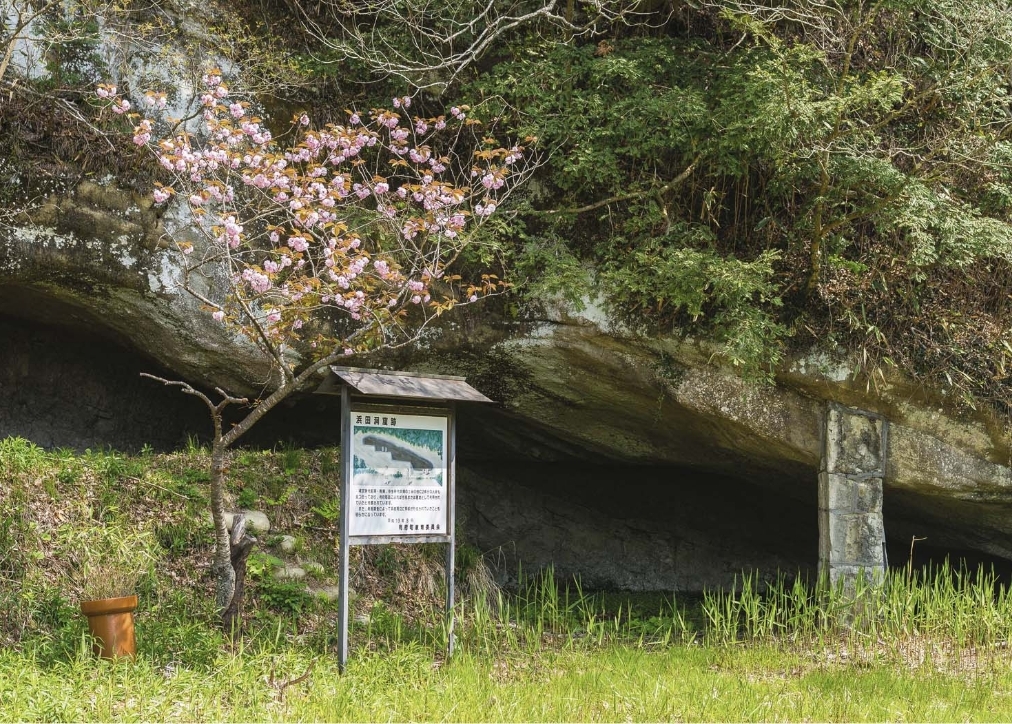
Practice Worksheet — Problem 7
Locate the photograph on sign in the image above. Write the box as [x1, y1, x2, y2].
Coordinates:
[349, 411, 448, 537]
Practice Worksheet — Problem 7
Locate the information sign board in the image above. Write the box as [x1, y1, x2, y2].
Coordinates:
[318, 367, 490, 672]
[349, 411, 449, 537]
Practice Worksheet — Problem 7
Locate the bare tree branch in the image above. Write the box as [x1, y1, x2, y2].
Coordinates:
[288, 0, 668, 88]
[0, 0, 60, 83]
[537, 156, 699, 216]
[139, 373, 249, 418]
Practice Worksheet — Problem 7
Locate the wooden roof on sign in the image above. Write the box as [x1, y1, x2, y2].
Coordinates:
[318, 366, 492, 403]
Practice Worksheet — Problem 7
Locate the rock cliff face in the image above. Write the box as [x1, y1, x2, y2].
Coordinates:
[0, 181, 273, 395]
[4, 3, 1012, 590]
[4, 183, 1012, 589]
[445, 318, 1012, 589]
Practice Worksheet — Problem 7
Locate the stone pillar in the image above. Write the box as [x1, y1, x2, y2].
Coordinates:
[818, 404, 887, 592]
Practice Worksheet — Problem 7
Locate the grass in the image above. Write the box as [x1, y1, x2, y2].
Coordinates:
[699, 564, 1012, 662]
[2, 640, 1011, 721]
[5, 436, 1012, 721]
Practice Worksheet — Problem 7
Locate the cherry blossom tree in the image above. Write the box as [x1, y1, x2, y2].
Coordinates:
[97, 72, 532, 633]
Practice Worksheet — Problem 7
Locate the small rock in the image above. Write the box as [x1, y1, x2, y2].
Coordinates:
[279, 535, 297, 553]
[273, 565, 305, 580]
[310, 585, 341, 602]
[302, 560, 325, 576]
[227, 510, 271, 533]
[204, 510, 271, 533]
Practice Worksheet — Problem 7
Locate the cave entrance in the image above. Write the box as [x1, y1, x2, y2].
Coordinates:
[0, 313, 210, 450]
[0, 312, 343, 451]
[456, 459, 821, 592]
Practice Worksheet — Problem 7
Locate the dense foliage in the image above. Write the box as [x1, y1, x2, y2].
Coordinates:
[460, 2, 1012, 405]
[240, 0, 1012, 414]
[6, 0, 1012, 418]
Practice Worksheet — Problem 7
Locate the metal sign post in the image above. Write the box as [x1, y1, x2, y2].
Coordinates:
[318, 368, 489, 673]
[337, 384, 352, 671]
[445, 402, 457, 656]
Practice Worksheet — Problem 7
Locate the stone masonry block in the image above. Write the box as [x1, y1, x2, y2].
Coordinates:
[818, 505, 831, 563]
[823, 564, 885, 596]
[825, 407, 884, 475]
[854, 478, 883, 514]
[821, 473, 883, 514]
[829, 513, 886, 567]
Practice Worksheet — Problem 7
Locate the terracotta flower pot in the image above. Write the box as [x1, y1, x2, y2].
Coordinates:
[80, 594, 138, 659]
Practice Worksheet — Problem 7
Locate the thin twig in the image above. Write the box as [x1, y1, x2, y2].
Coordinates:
[535, 156, 699, 216]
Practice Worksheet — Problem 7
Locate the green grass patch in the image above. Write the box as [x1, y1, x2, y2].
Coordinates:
[1, 639, 1010, 721]
[4, 438, 1012, 721]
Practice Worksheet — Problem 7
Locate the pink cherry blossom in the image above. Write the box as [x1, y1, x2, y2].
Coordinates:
[241, 268, 271, 293]
[96, 76, 525, 371]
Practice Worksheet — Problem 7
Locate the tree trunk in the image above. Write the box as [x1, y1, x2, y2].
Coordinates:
[209, 441, 260, 636]
[222, 514, 256, 637]
[153, 366, 338, 636]
[209, 441, 237, 621]
[138, 376, 273, 636]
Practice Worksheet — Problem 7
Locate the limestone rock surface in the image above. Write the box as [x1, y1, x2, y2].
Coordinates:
[6, 194, 1012, 588]
[0, 183, 273, 396]
[220, 510, 270, 534]
[273, 565, 306, 581]
[3, 3, 1012, 588]
[451, 316, 1012, 587]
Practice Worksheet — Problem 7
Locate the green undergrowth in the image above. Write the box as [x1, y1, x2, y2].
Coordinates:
[5, 436, 1012, 720]
[3, 643, 1010, 722]
[0, 436, 480, 659]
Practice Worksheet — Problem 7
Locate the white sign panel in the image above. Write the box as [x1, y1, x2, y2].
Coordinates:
[348, 411, 448, 537]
